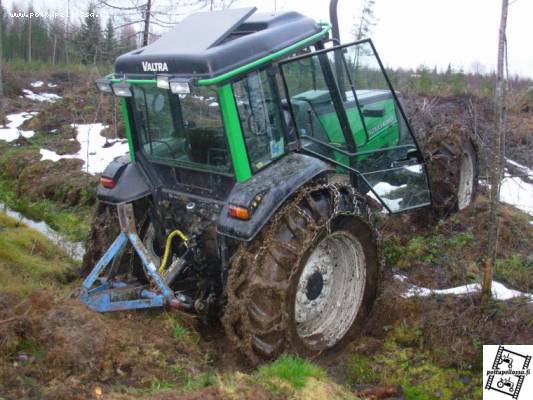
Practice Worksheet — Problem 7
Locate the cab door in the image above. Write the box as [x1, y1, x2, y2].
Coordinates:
[279, 39, 431, 213]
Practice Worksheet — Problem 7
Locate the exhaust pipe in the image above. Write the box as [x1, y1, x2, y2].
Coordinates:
[329, 0, 346, 99]
[329, 0, 340, 44]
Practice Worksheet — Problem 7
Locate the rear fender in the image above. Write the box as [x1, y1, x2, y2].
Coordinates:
[97, 156, 152, 204]
[217, 153, 333, 241]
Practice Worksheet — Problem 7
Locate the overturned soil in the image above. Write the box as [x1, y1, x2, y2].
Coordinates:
[1, 196, 531, 400]
[0, 292, 209, 400]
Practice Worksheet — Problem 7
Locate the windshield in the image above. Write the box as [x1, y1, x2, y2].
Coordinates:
[130, 85, 232, 174]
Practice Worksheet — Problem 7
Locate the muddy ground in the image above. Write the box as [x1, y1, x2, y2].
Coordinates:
[1, 195, 531, 400]
[1, 69, 532, 399]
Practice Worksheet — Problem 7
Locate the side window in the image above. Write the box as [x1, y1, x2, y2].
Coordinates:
[280, 54, 346, 157]
[233, 70, 285, 172]
[280, 41, 431, 213]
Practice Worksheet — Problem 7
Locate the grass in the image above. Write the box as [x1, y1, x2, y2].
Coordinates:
[0, 178, 92, 242]
[257, 355, 326, 390]
[383, 229, 478, 284]
[0, 212, 77, 296]
[5, 59, 112, 75]
[346, 329, 482, 400]
[495, 255, 533, 291]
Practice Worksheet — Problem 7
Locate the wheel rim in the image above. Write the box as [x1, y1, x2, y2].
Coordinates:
[457, 149, 474, 210]
[294, 231, 366, 350]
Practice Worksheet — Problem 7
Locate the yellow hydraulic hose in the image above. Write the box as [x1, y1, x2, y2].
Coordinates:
[158, 230, 189, 274]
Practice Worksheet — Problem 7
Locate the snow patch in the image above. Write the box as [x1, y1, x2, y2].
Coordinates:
[373, 181, 406, 193]
[22, 89, 61, 103]
[0, 112, 37, 142]
[506, 158, 533, 175]
[40, 123, 129, 175]
[47, 82, 58, 88]
[395, 274, 533, 302]
[39, 148, 65, 162]
[500, 172, 533, 216]
[30, 80, 44, 88]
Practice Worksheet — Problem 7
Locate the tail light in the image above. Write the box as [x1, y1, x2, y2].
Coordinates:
[100, 176, 116, 189]
[228, 204, 250, 220]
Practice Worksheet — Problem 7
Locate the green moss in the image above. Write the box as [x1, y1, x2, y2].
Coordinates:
[173, 322, 189, 340]
[185, 372, 216, 391]
[257, 355, 326, 390]
[495, 255, 533, 291]
[346, 333, 482, 400]
[0, 212, 77, 296]
[347, 354, 377, 385]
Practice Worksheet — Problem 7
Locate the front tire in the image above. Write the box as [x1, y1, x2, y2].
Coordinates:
[222, 182, 379, 365]
[423, 125, 479, 217]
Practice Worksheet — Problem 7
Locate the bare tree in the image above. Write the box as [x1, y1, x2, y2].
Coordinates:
[98, 0, 237, 47]
[482, 0, 508, 301]
[470, 60, 486, 76]
[353, 0, 377, 40]
[0, 0, 4, 98]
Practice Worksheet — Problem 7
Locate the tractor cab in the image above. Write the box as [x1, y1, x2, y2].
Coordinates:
[95, 6, 430, 214]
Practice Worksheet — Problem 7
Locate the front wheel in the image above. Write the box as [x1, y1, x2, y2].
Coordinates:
[222, 182, 379, 365]
[424, 125, 479, 217]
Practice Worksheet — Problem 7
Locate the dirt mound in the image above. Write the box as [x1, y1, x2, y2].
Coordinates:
[0, 291, 207, 400]
[0, 144, 42, 180]
[404, 93, 532, 169]
[17, 158, 97, 207]
[0, 141, 98, 208]
[366, 278, 533, 370]
[381, 196, 532, 291]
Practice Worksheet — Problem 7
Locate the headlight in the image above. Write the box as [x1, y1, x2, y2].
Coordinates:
[156, 75, 170, 90]
[169, 78, 192, 95]
[95, 78, 113, 93]
[112, 82, 132, 97]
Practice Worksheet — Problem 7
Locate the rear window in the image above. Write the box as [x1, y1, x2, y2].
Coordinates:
[130, 85, 232, 174]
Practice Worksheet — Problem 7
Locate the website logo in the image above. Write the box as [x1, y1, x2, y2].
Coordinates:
[484, 345, 532, 399]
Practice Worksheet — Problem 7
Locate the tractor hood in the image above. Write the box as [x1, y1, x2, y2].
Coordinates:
[114, 8, 323, 79]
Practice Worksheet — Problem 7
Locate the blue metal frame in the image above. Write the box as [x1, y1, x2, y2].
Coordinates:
[79, 230, 176, 313]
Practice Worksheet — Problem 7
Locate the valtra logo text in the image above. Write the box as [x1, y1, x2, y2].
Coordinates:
[141, 62, 169, 72]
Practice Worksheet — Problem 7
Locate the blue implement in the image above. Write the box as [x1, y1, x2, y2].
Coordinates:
[78, 203, 191, 313]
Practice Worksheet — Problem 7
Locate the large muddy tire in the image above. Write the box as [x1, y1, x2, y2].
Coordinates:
[423, 124, 479, 217]
[222, 182, 380, 365]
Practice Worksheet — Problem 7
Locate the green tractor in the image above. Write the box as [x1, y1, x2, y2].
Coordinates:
[81, 4, 478, 365]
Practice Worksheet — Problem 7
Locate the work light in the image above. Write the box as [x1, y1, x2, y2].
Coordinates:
[169, 78, 192, 95]
[95, 78, 113, 94]
[156, 75, 170, 90]
[112, 81, 132, 97]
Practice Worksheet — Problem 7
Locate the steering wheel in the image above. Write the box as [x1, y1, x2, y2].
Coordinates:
[247, 113, 268, 137]
[150, 139, 173, 156]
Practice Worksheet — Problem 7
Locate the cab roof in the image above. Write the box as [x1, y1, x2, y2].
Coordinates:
[113, 8, 324, 80]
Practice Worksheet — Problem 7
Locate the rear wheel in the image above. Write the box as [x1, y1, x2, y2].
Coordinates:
[423, 126, 479, 217]
[222, 182, 379, 365]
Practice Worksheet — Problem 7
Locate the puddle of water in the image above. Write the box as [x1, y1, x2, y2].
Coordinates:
[1, 202, 84, 261]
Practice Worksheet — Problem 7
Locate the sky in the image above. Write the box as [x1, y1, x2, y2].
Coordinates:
[3, 0, 533, 78]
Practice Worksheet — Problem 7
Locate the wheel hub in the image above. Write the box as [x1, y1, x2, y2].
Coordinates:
[458, 149, 474, 210]
[306, 271, 324, 301]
